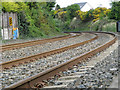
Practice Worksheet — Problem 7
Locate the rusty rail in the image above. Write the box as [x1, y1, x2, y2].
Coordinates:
[3, 32, 117, 89]
[1, 34, 80, 52]
[1, 34, 97, 70]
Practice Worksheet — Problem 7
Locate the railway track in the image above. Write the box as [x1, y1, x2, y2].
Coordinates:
[44, 46, 118, 88]
[43, 39, 118, 88]
[1, 32, 117, 89]
[0, 34, 80, 52]
[1, 33, 97, 69]
[2, 33, 94, 63]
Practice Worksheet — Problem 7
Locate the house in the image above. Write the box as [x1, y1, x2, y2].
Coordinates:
[75, 2, 93, 11]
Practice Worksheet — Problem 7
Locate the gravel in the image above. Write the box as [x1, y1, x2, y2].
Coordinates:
[67, 48, 118, 88]
[1, 33, 112, 88]
[2, 33, 95, 63]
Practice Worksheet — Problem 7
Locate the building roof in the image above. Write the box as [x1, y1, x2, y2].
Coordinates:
[75, 2, 87, 9]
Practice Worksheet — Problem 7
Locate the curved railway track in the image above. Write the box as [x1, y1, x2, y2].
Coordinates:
[0, 34, 80, 52]
[1, 33, 94, 63]
[1, 33, 97, 70]
[1, 32, 117, 89]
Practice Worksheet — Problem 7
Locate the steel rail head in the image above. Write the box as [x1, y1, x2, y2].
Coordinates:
[1, 34, 81, 52]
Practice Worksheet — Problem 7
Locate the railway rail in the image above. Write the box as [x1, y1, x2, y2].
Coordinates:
[0, 34, 80, 52]
[1, 32, 117, 89]
[43, 37, 118, 88]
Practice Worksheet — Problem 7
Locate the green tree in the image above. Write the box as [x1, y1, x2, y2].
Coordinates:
[2, 2, 20, 12]
[108, 1, 120, 20]
[66, 4, 80, 19]
[45, 2, 56, 11]
[2, 2, 28, 12]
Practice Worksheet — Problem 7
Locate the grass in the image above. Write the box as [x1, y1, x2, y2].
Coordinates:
[102, 22, 116, 32]
[1, 30, 68, 45]
[65, 20, 92, 32]
[90, 18, 117, 32]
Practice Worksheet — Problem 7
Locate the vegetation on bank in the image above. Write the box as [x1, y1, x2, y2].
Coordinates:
[53, 1, 119, 32]
[53, 1, 120, 32]
[1, 1, 120, 39]
[2, 2, 58, 38]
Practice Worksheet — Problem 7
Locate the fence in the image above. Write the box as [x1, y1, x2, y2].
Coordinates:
[0, 12, 19, 40]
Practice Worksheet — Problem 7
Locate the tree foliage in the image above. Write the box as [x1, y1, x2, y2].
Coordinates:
[76, 7, 111, 22]
[46, 2, 55, 11]
[2, 2, 28, 12]
[53, 4, 80, 21]
[66, 4, 80, 19]
[108, 1, 120, 20]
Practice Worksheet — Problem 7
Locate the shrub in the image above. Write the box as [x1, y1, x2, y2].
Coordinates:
[76, 9, 94, 22]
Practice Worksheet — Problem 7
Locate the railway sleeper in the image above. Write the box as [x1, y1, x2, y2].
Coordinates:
[43, 66, 93, 88]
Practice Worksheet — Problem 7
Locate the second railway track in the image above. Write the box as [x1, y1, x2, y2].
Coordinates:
[1, 34, 79, 52]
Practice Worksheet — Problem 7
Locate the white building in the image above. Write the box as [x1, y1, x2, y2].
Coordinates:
[75, 2, 93, 11]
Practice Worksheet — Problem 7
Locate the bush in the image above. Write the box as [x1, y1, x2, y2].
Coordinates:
[18, 12, 30, 37]
[55, 27, 61, 32]
[76, 7, 111, 23]
[76, 9, 94, 22]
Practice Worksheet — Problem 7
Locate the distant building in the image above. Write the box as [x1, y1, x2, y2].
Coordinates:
[75, 2, 93, 11]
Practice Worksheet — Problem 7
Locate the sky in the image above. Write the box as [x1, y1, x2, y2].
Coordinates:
[55, 0, 120, 9]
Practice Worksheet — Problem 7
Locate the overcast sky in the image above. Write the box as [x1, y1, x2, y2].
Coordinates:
[55, 0, 119, 9]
